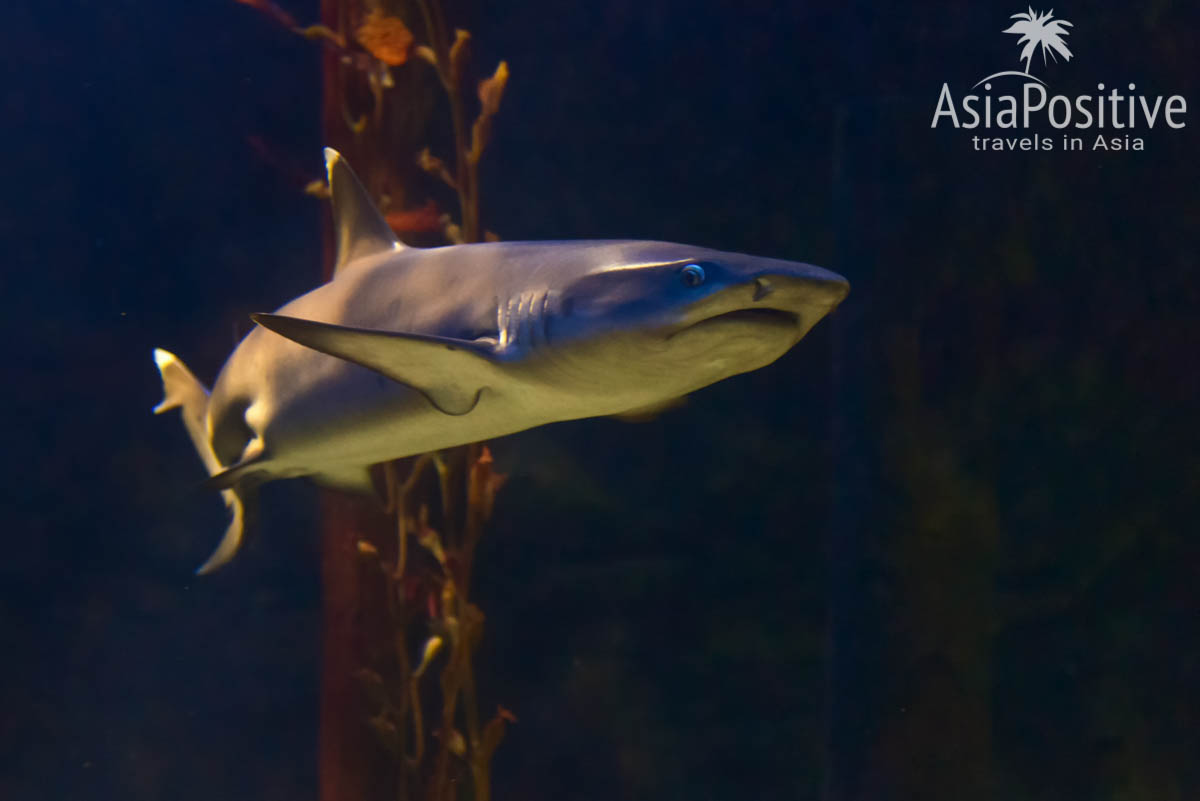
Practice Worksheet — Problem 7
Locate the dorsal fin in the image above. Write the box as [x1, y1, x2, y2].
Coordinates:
[324, 147, 405, 276]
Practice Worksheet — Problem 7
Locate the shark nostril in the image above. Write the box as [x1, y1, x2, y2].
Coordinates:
[753, 278, 774, 302]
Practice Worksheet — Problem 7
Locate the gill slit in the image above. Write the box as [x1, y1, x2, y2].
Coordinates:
[498, 290, 552, 355]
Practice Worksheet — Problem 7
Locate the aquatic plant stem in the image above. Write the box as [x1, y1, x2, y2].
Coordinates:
[414, 0, 481, 242]
[309, 3, 509, 799]
[318, 4, 393, 800]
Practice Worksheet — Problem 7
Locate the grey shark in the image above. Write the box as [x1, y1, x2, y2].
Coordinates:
[154, 148, 848, 573]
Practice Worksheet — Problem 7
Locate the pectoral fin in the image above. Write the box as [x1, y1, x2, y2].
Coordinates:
[251, 313, 497, 416]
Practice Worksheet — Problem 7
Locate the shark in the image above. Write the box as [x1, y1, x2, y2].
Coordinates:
[154, 148, 849, 573]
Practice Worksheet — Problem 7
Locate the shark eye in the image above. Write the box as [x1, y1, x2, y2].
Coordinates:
[679, 263, 706, 288]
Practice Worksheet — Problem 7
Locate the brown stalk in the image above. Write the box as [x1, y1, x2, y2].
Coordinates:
[229, 1, 514, 798]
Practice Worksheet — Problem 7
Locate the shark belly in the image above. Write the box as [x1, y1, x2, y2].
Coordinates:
[210, 329, 551, 485]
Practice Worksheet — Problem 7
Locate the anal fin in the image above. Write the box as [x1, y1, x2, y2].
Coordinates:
[201, 438, 267, 492]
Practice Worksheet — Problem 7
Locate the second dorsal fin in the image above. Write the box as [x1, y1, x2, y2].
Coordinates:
[324, 147, 405, 276]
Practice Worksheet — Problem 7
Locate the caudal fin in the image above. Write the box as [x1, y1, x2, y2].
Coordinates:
[152, 348, 252, 574]
[195, 488, 257, 575]
[153, 349, 220, 474]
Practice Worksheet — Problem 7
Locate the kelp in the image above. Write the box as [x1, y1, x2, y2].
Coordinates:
[235, 0, 507, 243]
[356, 446, 511, 801]
[230, 2, 512, 798]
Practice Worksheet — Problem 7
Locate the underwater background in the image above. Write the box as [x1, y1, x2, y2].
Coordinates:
[3, 1, 1198, 800]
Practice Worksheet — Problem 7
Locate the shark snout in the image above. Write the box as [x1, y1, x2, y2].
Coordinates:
[740, 267, 849, 341]
[750, 268, 850, 314]
[672, 267, 848, 340]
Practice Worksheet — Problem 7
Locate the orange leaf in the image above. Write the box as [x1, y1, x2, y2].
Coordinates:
[468, 445, 507, 518]
[385, 199, 443, 234]
[356, 10, 414, 66]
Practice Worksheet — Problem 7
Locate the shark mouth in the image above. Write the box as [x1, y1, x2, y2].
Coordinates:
[703, 307, 798, 326]
[668, 306, 799, 339]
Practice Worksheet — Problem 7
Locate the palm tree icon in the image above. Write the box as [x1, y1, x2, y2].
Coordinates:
[1003, 7, 1073, 76]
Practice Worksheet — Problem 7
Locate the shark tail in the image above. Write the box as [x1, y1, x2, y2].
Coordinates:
[153, 348, 253, 575]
